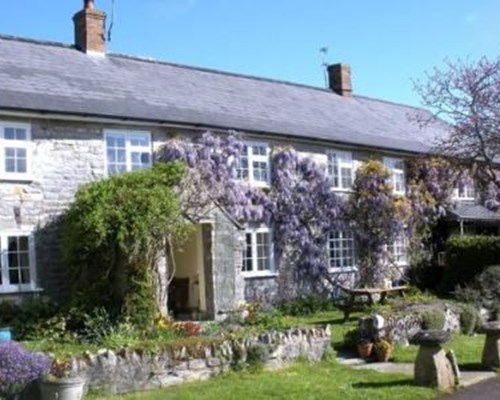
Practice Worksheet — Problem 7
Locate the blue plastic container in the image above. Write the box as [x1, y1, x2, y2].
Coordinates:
[0, 327, 12, 342]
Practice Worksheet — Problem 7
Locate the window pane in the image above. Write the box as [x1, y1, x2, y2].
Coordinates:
[341, 167, 352, 189]
[4, 127, 15, 140]
[5, 158, 16, 173]
[19, 253, 30, 267]
[20, 268, 30, 284]
[4, 127, 27, 140]
[242, 233, 253, 272]
[9, 269, 19, 284]
[252, 146, 266, 156]
[129, 135, 150, 147]
[328, 229, 355, 269]
[5, 236, 31, 286]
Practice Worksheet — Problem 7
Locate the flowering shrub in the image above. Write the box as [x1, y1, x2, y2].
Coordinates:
[270, 147, 342, 298]
[346, 160, 408, 286]
[161, 136, 343, 297]
[161, 131, 495, 295]
[0, 341, 51, 398]
[156, 317, 202, 337]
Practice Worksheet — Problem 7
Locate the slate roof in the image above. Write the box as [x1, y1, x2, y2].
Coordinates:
[448, 202, 500, 222]
[0, 34, 449, 153]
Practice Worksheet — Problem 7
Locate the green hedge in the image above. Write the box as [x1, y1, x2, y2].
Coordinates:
[442, 235, 500, 291]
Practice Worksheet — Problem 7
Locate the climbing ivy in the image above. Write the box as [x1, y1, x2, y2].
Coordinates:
[63, 162, 188, 325]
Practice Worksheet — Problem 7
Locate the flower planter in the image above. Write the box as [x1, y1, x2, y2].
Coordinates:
[356, 342, 373, 359]
[375, 347, 393, 362]
[39, 377, 86, 400]
[0, 327, 12, 342]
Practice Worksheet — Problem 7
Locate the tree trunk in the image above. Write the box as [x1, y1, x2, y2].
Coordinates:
[155, 249, 169, 319]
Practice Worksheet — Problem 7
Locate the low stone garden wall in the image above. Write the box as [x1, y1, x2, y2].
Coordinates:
[359, 303, 460, 346]
[71, 326, 331, 395]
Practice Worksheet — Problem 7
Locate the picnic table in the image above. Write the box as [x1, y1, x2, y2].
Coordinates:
[339, 285, 409, 322]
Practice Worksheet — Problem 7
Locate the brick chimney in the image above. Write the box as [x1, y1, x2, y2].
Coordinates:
[327, 63, 353, 97]
[73, 0, 106, 54]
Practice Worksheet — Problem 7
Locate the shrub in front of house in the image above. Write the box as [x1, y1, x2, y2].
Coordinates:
[278, 295, 334, 316]
[441, 235, 500, 291]
[454, 265, 500, 321]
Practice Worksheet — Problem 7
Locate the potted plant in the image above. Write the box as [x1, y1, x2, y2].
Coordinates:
[39, 358, 86, 400]
[373, 338, 393, 362]
[356, 337, 373, 359]
[0, 341, 51, 400]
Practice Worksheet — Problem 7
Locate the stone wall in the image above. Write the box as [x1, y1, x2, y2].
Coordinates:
[0, 119, 171, 301]
[359, 303, 461, 346]
[202, 207, 245, 319]
[69, 326, 331, 395]
[244, 269, 357, 304]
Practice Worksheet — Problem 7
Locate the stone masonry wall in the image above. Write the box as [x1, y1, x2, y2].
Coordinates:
[0, 118, 168, 301]
[70, 326, 331, 395]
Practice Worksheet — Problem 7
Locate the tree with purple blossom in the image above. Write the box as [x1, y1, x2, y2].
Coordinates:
[270, 147, 343, 300]
[415, 55, 500, 207]
[160, 135, 345, 298]
[0, 341, 51, 399]
[346, 160, 409, 286]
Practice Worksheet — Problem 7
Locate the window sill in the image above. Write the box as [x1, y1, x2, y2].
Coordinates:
[237, 180, 270, 189]
[332, 187, 353, 193]
[0, 287, 43, 295]
[0, 174, 34, 183]
[329, 267, 358, 274]
[243, 271, 278, 279]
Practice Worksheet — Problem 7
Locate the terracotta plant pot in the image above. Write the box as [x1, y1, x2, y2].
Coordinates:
[375, 348, 392, 362]
[356, 342, 373, 359]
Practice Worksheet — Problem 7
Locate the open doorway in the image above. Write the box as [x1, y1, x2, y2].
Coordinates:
[168, 225, 207, 319]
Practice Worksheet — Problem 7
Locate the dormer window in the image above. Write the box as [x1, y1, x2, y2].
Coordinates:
[0, 122, 32, 180]
[454, 182, 476, 200]
[327, 150, 353, 190]
[383, 157, 405, 195]
[236, 142, 271, 186]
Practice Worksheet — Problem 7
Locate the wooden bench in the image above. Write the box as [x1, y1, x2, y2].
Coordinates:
[339, 285, 409, 322]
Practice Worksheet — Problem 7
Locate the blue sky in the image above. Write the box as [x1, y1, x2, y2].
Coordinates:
[1, 0, 499, 106]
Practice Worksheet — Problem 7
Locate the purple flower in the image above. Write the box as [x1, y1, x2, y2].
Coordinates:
[0, 342, 51, 397]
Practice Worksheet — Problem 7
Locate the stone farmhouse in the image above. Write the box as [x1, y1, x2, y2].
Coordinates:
[0, 1, 496, 319]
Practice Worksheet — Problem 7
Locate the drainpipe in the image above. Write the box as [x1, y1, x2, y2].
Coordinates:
[459, 220, 464, 236]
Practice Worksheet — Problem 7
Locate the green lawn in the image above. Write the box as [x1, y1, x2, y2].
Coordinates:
[88, 359, 439, 400]
[393, 332, 486, 369]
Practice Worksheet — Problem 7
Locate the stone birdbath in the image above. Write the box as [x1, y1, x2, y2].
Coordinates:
[479, 321, 500, 370]
[411, 330, 456, 390]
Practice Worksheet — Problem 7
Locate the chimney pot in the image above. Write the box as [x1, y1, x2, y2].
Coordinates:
[73, 1, 106, 54]
[327, 63, 353, 97]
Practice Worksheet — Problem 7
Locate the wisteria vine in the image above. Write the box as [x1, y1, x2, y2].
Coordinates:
[159, 131, 499, 294]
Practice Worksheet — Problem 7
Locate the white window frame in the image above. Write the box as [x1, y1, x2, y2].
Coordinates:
[327, 229, 357, 273]
[0, 121, 33, 181]
[104, 130, 152, 176]
[236, 141, 271, 187]
[387, 234, 408, 266]
[453, 182, 476, 200]
[383, 157, 406, 195]
[0, 230, 38, 294]
[242, 226, 276, 277]
[327, 150, 354, 191]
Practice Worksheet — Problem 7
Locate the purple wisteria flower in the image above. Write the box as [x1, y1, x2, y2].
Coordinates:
[0, 341, 51, 398]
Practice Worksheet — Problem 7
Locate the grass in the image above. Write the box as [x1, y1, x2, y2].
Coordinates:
[88, 358, 439, 400]
[393, 332, 486, 369]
